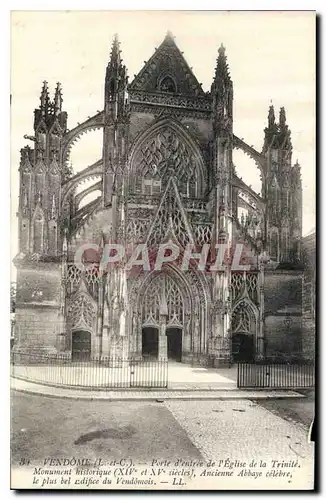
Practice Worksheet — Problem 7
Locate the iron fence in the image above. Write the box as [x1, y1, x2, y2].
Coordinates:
[11, 352, 168, 389]
[237, 362, 315, 389]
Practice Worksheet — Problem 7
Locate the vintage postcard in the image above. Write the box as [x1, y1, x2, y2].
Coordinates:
[10, 10, 316, 491]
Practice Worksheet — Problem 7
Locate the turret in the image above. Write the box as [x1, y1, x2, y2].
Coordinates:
[104, 34, 128, 120]
[103, 34, 129, 207]
[210, 44, 234, 255]
[18, 81, 68, 256]
[263, 105, 301, 263]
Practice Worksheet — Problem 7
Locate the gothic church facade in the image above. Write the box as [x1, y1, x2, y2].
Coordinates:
[14, 32, 303, 365]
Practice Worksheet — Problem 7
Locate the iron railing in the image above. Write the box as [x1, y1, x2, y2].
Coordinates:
[237, 362, 315, 389]
[11, 352, 168, 389]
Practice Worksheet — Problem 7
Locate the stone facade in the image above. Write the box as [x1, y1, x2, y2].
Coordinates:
[14, 32, 304, 365]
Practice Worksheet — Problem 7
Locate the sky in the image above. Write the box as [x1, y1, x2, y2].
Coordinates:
[10, 10, 316, 271]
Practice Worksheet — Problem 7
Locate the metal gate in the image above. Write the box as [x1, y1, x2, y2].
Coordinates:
[130, 358, 168, 388]
[11, 352, 168, 389]
[237, 362, 315, 389]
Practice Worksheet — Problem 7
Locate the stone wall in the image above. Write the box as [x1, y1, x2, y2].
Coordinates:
[14, 263, 62, 353]
[264, 270, 302, 358]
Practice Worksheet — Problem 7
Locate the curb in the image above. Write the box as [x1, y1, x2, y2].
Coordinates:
[11, 375, 237, 392]
[11, 386, 304, 402]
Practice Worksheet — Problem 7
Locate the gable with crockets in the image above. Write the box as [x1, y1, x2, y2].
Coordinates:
[129, 31, 205, 97]
[145, 176, 195, 248]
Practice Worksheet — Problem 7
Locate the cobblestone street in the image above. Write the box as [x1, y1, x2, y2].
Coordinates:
[165, 399, 314, 482]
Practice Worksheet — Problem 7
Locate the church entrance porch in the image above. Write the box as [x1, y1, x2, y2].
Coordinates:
[142, 327, 159, 359]
[166, 327, 182, 362]
[71, 330, 91, 362]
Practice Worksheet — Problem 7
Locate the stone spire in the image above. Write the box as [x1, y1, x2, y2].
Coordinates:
[109, 33, 121, 68]
[214, 44, 231, 82]
[104, 33, 128, 107]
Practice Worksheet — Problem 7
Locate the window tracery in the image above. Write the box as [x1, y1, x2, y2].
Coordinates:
[159, 76, 176, 93]
[67, 293, 96, 330]
[231, 272, 258, 303]
[132, 126, 202, 196]
[231, 300, 256, 335]
[149, 188, 191, 248]
[142, 173, 161, 195]
[66, 264, 100, 298]
[194, 225, 212, 245]
[142, 275, 184, 326]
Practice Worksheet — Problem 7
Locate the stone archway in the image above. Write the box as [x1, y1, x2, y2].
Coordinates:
[66, 281, 97, 357]
[141, 273, 184, 360]
[128, 118, 207, 197]
[129, 263, 210, 363]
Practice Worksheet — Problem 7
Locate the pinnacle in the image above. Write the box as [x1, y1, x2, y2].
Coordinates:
[268, 103, 275, 127]
[214, 43, 230, 81]
[108, 33, 123, 68]
[41, 80, 49, 97]
[279, 106, 287, 127]
[110, 33, 120, 55]
[40, 80, 50, 111]
[165, 30, 174, 40]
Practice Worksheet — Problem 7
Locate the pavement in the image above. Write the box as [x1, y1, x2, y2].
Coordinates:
[11, 376, 304, 401]
[11, 361, 238, 391]
[11, 392, 315, 490]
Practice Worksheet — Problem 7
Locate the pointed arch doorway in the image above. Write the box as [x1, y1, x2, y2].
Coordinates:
[231, 300, 258, 363]
[141, 273, 184, 361]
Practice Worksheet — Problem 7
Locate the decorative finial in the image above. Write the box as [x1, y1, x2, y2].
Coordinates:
[40, 80, 50, 113]
[218, 43, 226, 56]
[54, 82, 63, 114]
[279, 106, 287, 127]
[268, 103, 275, 127]
[214, 43, 230, 81]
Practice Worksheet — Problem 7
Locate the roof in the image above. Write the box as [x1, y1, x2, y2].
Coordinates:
[129, 31, 205, 97]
